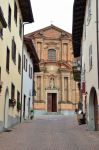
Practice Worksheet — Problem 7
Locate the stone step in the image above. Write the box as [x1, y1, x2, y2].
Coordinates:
[45, 112, 62, 115]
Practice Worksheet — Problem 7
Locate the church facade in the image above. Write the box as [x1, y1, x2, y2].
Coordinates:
[26, 25, 80, 115]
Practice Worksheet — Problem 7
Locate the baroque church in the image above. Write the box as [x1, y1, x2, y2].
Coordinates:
[26, 25, 80, 115]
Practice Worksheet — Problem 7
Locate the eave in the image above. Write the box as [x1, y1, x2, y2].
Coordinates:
[72, 0, 86, 57]
[18, 0, 34, 23]
[24, 37, 40, 72]
[0, 7, 7, 28]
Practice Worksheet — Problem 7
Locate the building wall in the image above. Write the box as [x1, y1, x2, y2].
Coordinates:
[81, 0, 99, 130]
[28, 25, 80, 115]
[22, 44, 33, 120]
[0, 0, 23, 130]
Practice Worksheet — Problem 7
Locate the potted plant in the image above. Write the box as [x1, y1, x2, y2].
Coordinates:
[30, 109, 34, 120]
[17, 101, 21, 111]
[9, 98, 16, 107]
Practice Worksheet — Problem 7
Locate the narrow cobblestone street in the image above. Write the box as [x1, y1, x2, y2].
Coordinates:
[0, 115, 99, 150]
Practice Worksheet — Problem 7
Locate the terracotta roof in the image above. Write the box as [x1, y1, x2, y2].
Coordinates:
[0, 7, 7, 28]
[72, 0, 86, 57]
[18, 0, 34, 23]
[24, 37, 40, 72]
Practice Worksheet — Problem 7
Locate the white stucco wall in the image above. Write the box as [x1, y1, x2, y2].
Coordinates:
[81, 0, 99, 128]
[22, 44, 33, 120]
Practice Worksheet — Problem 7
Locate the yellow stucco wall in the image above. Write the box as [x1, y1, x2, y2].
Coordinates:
[0, 0, 23, 124]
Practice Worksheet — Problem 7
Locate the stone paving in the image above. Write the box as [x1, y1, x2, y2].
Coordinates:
[0, 115, 99, 150]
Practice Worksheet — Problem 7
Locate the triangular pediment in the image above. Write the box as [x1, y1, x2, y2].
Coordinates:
[25, 24, 71, 39]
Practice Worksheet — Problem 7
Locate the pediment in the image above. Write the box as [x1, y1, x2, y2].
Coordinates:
[25, 25, 71, 39]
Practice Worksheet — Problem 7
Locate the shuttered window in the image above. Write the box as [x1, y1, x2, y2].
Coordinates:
[89, 44, 92, 70]
[12, 38, 16, 64]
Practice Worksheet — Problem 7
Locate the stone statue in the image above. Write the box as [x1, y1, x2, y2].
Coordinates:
[49, 77, 55, 89]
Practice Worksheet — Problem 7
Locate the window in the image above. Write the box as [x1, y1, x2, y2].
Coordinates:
[26, 58, 27, 72]
[19, 19, 22, 38]
[48, 49, 56, 61]
[8, 5, 11, 30]
[87, 0, 91, 25]
[23, 55, 28, 72]
[89, 44, 92, 70]
[11, 83, 15, 99]
[14, 1, 17, 24]
[12, 38, 16, 64]
[6, 47, 10, 73]
[18, 54, 21, 73]
[30, 67, 32, 79]
[29, 65, 32, 79]
[0, 28, 3, 38]
[17, 91, 20, 102]
[29, 64, 31, 78]
[24, 55, 26, 70]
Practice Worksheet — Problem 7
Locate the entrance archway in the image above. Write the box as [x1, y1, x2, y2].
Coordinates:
[89, 87, 98, 130]
[4, 87, 9, 128]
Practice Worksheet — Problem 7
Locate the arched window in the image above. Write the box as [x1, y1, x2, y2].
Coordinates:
[48, 49, 56, 61]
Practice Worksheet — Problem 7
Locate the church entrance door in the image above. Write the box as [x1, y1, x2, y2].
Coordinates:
[47, 93, 57, 112]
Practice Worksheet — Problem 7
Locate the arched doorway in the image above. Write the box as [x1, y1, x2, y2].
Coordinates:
[89, 87, 98, 130]
[4, 88, 9, 128]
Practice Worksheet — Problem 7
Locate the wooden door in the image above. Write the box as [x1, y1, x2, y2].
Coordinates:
[94, 92, 98, 130]
[52, 93, 57, 112]
[47, 93, 52, 112]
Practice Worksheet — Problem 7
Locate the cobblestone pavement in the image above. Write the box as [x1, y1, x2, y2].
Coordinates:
[0, 115, 99, 150]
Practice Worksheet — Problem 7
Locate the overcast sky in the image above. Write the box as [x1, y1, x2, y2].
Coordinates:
[24, 0, 74, 34]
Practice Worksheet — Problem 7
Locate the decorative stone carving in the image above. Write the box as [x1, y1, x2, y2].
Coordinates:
[49, 77, 55, 89]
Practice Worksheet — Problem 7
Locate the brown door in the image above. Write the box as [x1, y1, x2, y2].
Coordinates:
[47, 93, 52, 112]
[52, 93, 57, 112]
[94, 92, 98, 130]
[47, 93, 57, 112]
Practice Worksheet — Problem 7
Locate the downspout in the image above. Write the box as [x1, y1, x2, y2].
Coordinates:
[80, 45, 83, 110]
[60, 39, 62, 108]
[20, 23, 24, 122]
[20, 22, 30, 122]
[32, 65, 34, 116]
[96, 0, 99, 89]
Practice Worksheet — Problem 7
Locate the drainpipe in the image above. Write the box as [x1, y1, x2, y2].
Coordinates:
[32, 66, 35, 116]
[20, 23, 24, 123]
[80, 46, 83, 110]
[20, 22, 30, 123]
[60, 40, 62, 107]
[96, 0, 99, 89]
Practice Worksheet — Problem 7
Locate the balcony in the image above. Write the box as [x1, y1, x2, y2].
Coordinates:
[72, 59, 81, 82]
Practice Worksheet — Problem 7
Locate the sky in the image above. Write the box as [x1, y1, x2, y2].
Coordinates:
[24, 0, 74, 34]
